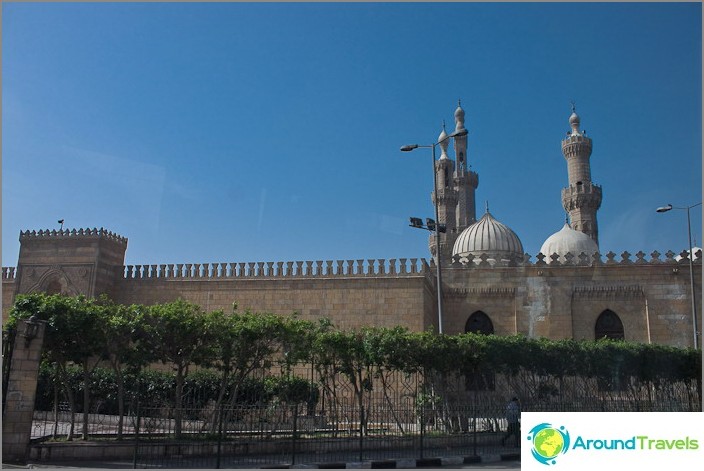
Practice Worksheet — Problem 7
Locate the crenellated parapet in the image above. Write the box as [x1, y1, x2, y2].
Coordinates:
[7, 249, 701, 283]
[19, 227, 128, 245]
[122, 258, 432, 280]
[2, 267, 17, 280]
[448, 249, 702, 268]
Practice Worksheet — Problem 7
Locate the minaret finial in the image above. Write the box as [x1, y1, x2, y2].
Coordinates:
[485, 201, 489, 213]
[571, 100, 576, 113]
[442, 119, 446, 131]
[458, 98, 461, 107]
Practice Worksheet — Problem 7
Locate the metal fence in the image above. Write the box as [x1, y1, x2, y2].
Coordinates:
[28, 364, 701, 468]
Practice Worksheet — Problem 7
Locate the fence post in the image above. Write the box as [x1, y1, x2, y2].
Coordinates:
[216, 402, 223, 469]
[419, 401, 425, 459]
[358, 403, 364, 462]
[132, 382, 141, 469]
[472, 401, 477, 457]
[291, 404, 298, 465]
[1, 318, 46, 464]
[1, 326, 16, 414]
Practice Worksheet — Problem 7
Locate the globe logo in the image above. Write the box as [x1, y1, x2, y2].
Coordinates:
[527, 423, 571, 465]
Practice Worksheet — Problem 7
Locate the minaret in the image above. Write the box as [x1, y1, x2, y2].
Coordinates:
[453, 100, 479, 233]
[560, 105, 602, 244]
[430, 124, 458, 261]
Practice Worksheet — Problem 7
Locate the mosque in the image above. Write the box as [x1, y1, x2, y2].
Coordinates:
[2, 104, 701, 348]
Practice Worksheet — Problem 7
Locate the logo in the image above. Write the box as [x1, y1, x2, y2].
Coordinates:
[528, 422, 571, 465]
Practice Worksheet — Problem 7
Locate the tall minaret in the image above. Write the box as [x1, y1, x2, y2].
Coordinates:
[430, 124, 458, 261]
[560, 105, 602, 244]
[453, 100, 479, 233]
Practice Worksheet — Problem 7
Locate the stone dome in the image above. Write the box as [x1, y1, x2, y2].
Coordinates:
[452, 210, 524, 261]
[540, 223, 599, 262]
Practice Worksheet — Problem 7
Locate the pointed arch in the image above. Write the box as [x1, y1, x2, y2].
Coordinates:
[465, 311, 494, 335]
[595, 309, 624, 340]
[464, 311, 496, 391]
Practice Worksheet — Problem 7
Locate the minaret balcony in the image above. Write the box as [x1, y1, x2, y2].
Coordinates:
[562, 183, 603, 210]
[432, 188, 459, 205]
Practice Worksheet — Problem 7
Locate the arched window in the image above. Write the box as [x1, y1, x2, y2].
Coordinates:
[595, 309, 624, 340]
[465, 311, 494, 335]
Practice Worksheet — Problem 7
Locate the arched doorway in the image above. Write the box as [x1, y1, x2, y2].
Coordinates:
[595, 309, 625, 340]
[465, 311, 494, 335]
[464, 311, 495, 391]
[595, 310, 626, 391]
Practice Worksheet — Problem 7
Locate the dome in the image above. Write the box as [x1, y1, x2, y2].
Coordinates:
[675, 247, 702, 262]
[454, 101, 465, 121]
[454, 100, 466, 132]
[569, 112, 580, 127]
[452, 210, 524, 261]
[540, 223, 599, 262]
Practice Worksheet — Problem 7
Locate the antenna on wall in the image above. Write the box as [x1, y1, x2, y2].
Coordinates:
[58, 219, 64, 230]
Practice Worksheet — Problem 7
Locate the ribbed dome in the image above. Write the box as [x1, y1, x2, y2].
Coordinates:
[452, 211, 524, 261]
[540, 223, 599, 262]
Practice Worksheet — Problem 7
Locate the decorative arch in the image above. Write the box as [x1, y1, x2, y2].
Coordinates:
[29, 268, 79, 296]
[465, 311, 494, 335]
[595, 309, 624, 340]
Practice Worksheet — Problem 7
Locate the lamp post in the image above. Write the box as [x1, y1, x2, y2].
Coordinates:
[656, 202, 702, 349]
[401, 128, 468, 334]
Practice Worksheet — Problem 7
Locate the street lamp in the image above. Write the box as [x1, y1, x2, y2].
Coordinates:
[656, 202, 702, 349]
[401, 128, 468, 334]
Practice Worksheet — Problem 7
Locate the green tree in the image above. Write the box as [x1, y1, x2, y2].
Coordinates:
[143, 299, 211, 438]
[97, 299, 151, 439]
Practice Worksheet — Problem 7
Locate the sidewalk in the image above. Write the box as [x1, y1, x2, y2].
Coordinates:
[4, 452, 520, 469]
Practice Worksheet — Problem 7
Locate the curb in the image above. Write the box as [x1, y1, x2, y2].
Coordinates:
[265, 453, 521, 468]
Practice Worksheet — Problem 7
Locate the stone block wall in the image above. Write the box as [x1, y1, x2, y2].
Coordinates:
[442, 257, 701, 347]
[113, 274, 434, 332]
[2, 318, 46, 463]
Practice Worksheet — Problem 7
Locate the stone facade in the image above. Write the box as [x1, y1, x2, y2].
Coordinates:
[2, 242, 701, 348]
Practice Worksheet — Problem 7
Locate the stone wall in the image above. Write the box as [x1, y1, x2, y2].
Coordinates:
[442, 258, 701, 347]
[113, 274, 434, 332]
[2, 229, 701, 348]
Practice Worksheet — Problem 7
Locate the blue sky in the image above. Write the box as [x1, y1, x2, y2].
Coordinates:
[2, 2, 702, 267]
